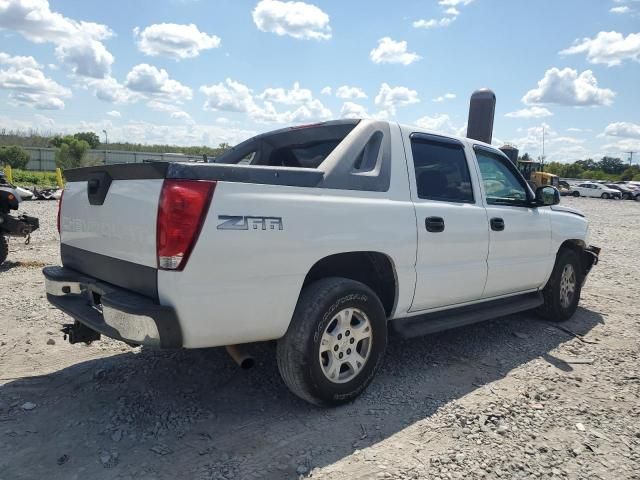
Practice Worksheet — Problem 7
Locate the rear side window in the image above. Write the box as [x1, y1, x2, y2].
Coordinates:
[410, 136, 474, 203]
[214, 122, 358, 169]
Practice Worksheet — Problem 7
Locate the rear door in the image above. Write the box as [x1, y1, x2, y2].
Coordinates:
[473, 146, 552, 297]
[404, 132, 489, 311]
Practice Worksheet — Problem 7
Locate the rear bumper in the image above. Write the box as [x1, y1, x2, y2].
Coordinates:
[43, 266, 182, 348]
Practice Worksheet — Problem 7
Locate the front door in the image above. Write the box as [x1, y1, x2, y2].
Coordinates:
[473, 147, 552, 297]
[406, 133, 489, 311]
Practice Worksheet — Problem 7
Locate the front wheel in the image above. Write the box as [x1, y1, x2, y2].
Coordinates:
[537, 249, 582, 322]
[623, 193, 631, 200]
[572, 191, 580, 197]
[277, 277, 387, 406]
[0, 235, 8, 266]
[601, 193, 610, 199]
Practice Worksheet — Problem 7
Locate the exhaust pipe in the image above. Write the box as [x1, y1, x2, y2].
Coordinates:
[466, 88, 496, 145]
[225, 344, 255, 369]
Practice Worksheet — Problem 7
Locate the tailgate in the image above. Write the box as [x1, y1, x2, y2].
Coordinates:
[60, 164, 167, 298]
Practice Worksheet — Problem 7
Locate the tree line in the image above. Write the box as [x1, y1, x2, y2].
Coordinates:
[0, 129, 232, 170]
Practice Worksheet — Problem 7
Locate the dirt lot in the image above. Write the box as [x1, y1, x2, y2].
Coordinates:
[1, 197, 639, 480]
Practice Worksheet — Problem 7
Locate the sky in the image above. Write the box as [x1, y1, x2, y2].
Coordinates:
[0, 0, 639, 163]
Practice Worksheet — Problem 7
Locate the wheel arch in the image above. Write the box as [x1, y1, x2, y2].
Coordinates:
[302, 251, 398, 318]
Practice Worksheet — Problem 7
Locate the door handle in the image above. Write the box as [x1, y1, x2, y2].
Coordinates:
[490, 217, 505, 231]
[425, 216, 445, 233]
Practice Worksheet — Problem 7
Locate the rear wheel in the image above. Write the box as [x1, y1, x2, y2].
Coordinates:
[572, 191, 580, 197]
[601, 193, 610, 199]
[537, 249, 582, 322]
[0, 235, 7, 266]
[277, 277, 387, 406]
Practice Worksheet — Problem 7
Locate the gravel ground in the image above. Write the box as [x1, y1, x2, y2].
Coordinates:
[0, 197, 639, 480]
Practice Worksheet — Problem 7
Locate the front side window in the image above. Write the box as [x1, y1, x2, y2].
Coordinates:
[476, 148, 529, 206]
[410, 137, 474, 203]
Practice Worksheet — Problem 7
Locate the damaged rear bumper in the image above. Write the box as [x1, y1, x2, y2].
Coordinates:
[43, 266, 182, 348]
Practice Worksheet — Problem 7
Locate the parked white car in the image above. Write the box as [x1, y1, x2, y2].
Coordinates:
[43, 119, 600, 406]
[572, 182, 621, 199]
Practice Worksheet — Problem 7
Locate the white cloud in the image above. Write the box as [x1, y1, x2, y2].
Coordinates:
[125, 64, 192, 102]
[0, 51, 71, 109]
[320, 86, 332, 95]
[200, 78, 256, 112]
[560, 31, 640, 66]
[0, 0, 114, 78]
[88, 76, 138, 104]
[432, 92, 456, 102]
[257, 81, 313, 104]
[340, 102, 368, 119]
[335, 85, 367, 100]
[106, 110, 121, 118]
[522, 68, 615, 107]
[415, 113, 461, 135]
[439, 0, 474, 5]
[252, 0, 331, 40]
[374, 83, 419, 115]
[370, 37, 421, 65]
[134, 23, 221, 60]
[413, 0, 472, 29]
[610, 6, 630, 13]
[200, 78, 332, 124]
[413, 17, 455, 29]
[604, 122, 640, 139]
[505, 106, 553, 119]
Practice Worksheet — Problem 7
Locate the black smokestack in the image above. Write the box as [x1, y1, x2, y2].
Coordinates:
[466, 89, 496, 145]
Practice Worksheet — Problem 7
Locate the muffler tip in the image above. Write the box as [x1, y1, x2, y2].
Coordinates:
[225, 344, 255, 370]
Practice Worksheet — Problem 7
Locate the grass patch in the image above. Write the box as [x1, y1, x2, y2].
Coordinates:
[10, 169, 59, 187]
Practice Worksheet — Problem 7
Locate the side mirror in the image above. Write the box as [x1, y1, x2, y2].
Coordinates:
[535, 186, 560, 206]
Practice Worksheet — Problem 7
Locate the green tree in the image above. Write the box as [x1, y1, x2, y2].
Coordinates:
[563, 163, 584, 179]
[597, 156, 625, 175]
[55, 138, 91, 169]
[73, 132, 100, 149]
[0, 145, 30, 169]
[576, 158, 598, 170]
[620, 167, 636, 181]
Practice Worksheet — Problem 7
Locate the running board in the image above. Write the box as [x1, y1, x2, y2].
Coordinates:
[390, 292, 543, 339]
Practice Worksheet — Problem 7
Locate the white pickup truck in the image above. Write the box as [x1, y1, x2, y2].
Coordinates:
[44, 119, 599, 406]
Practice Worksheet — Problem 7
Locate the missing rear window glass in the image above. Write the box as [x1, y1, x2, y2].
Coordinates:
[213, 121, 359, 169]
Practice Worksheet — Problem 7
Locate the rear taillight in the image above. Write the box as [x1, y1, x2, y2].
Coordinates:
[56, 190, 64, 234]
[156, 179, 216, 271]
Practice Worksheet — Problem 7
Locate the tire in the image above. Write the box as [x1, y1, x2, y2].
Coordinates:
[537, 248, 582, 322]
[635, 194, 640, 202]
[623, 193, 631, 200]
[572, 191, 580, 197]
[277, 277, 388, 406]
[601, 193, 609, 199]
[0, 235, 7, 266]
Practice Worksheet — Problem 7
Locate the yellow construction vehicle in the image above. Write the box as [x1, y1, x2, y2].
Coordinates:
[517, 160, 559, 189]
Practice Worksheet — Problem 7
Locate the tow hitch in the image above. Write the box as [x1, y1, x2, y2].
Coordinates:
[62, 321, 101, 344]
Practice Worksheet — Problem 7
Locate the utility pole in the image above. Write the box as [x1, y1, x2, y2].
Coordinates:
[102, 129, 108, 148]
[626, 151, 635, 166]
